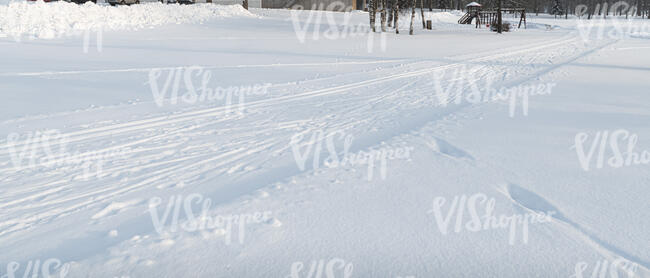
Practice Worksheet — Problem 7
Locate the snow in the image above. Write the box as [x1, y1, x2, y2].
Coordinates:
[0, 1, 253, 39]
[0, 5, 649, 278]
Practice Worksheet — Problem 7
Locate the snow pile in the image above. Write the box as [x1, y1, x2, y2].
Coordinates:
[0, 0, 19, 5]
[0, 1, 253, 39]
[427, 11, 463, 24]
[629, 31, 650, 39]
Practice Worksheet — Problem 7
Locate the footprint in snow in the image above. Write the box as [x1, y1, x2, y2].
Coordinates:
[502, 183, 650, 275]
[425, 137, 475, 161]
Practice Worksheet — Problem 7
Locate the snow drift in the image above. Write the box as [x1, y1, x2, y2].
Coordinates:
[0, 1, 253, 39]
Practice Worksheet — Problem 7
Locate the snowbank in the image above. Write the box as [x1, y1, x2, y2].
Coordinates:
[0, 1, 253, 39]
[427, 11, 462, 24]
[630, 31, 650, 39]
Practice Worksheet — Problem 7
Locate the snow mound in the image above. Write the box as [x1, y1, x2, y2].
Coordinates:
[630, 31, 650, 39]
[427, 11, 463, 24]
[0, 1, 253, 39]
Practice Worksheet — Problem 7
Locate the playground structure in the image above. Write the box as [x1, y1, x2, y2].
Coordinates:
[458, 2, 482, 24]
[458, 1, 526, 29]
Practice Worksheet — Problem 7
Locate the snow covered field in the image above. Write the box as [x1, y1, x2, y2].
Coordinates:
[0, 1, 649, 277]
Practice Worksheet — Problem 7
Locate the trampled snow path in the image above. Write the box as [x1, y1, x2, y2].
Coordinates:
[1, 7, 648, 277]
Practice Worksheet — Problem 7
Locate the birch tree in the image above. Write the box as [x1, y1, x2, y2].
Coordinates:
[421, 0, 426, 28]
[395, 0, 400, 34]
[370, 0, 377, 32]
[388, 0, 394, 27]
[381, 0, 388, 31]
[410, 0, 416, 34]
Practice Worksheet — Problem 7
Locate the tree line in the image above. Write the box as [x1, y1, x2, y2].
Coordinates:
[365, 0, 650, 31]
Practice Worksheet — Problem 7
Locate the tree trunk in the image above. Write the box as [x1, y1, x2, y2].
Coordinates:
[381, 0, 387, 31]
[395, 0, 400, 33]
[421, 0, 426, 28]
[388, 0, 394, 27]
[410, 0, 416, 34]
[497, 0, 502, 33]
[370, 0, 376, 32]
[598, 2, 602, 15]
[566, 3, 568, 18]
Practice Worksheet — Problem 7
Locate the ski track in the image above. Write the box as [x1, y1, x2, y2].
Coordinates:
[0, 34, 578, 153]
[0, 59, 412, 77]
[0, 35, 590, 227]
[0, 32, 623, 265]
